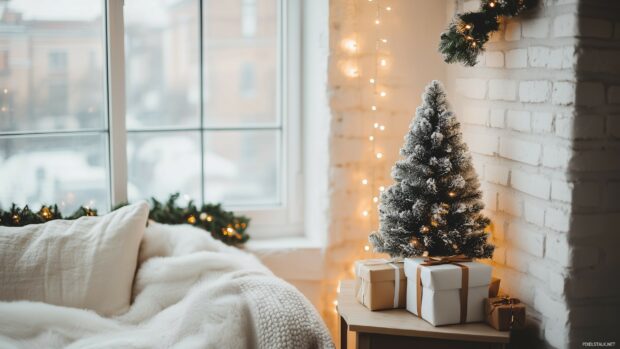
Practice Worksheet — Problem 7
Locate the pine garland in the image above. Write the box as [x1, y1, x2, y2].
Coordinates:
[439, 0, 536, 66]
[0, 193, 250, 245]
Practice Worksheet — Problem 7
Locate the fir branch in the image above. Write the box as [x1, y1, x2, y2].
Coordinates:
[439, 0, 537, 66]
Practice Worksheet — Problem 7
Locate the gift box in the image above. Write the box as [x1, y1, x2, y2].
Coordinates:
[354, 259, 406, 311]
[404, 256, 492, 326]
[489, 277, 501, 298]
[485, 297, 526, 331]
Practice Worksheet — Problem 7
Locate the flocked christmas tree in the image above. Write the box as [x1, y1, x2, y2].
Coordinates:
[369, 80, 494, 259]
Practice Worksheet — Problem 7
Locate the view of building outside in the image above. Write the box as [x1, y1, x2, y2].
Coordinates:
[0, 0, 280, 212]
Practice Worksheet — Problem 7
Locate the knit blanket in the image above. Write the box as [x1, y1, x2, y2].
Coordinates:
[0, 223, 333, 349]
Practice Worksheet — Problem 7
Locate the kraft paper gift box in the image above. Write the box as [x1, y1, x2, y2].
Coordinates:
[354, 259, 406, 311]
[485, 297, 526, 331]
[404, 256, 492, 326]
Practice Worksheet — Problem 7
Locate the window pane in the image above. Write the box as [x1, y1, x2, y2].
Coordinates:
[203, 0, 278, 127]
[127, 131, 201, 202]
[0, 0, 106, 132]
[0, 133, 109, 213]
[203, 130, 279, 206]
[124, 0, 200, 130]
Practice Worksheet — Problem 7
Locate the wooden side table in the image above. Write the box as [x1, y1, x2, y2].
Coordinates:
[337, 280, 510, 349]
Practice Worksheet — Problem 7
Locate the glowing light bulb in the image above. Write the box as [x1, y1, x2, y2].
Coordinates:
[465, 24, 472, 30]
[343, 39, 358, 53]
[472, 42, 477, 47]
[362, 210, 369, 217]
[375, 19, 380, 25]
[380, 59, 387, 67]
[489, 1, 495, 7]
[449, 191, 456, 198]
[381, 38, 388, 43]
[371, 105, 377, 111]
[369, 135, 375, 141]
[373, 196, 379, 203]
[379, 125, 385, 131]
[376, 152, 383, 159]
[362, 178, 369, 185]
[421, 226, 430, 233]
[364, 245, 370, 251]
[373, 122, 379, 128]
[333, 300, 338, 306]
[369, 78, 375, 84]
[380, 91, 387, 97]
[3, 88, 7, 94]
[386, 6, 392, 11]
[346, 66, 359, 78]
[379, 186, 385, 192]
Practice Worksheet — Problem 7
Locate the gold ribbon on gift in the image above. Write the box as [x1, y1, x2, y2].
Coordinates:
[356, 258, 403, 308]
[490, 296, 522, 329]
[415, 255, 472, 324]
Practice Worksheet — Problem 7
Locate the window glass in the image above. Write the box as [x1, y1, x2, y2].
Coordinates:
[203, 0, 277, 126]
[203, 130, 279, 206]
[0, 0, 106, 132]
[0, 134, 109, 212]
[124, 0, 200, 129]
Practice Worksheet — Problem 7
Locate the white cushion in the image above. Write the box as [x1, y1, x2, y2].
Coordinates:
[0, 202, 149, 317]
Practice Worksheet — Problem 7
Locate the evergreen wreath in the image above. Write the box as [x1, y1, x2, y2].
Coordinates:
[0, 193, 250, 245]
[439, 0, 536, 66]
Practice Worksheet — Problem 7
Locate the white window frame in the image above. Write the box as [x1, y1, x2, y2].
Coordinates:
[105, 0, 303, 239]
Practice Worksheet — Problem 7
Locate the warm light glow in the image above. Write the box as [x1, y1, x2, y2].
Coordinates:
[375, 19, 380, 25]
[187, 215, 197, 224]
[380, 91, 387, 97]
[449, 191, 456, 198]
[381, 38, 388, 43]
[376, 152, 383, 159]
[373, 122, 379, 128]
[362, 178, 369, 185]
[364, 245, 370, 251]
[379, 186, 385, 192]
[373, 196, 379, 203]
[379, 125, 385, 131]
[369, 78, 375, 84]
[336, 285, 341, 294]
[226, 227, 234, 233]
[362, 210, 369, 217]
[489, 1, 495, 7]
[472, 42, 477, 47]
[333, 300, 338, 306]
[342, 39, 358, 53]
[369, 135, 375, 141]
[345, 65, 359, 78]
[371, 105, 377, 111]
[380, 59, 387, 67]
[2, 88, 7, 94]
[421, 226, 430, 233]
[206, 215, 213, 222]
[386, 6, 392, 11]
[465, 24, 472, 30]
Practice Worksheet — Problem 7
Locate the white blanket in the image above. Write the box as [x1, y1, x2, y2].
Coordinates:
[0, 223, 334, 349]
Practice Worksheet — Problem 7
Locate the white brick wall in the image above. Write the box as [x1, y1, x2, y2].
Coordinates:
[445, 1, 619, 348]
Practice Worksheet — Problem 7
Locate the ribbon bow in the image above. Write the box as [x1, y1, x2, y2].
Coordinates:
[490, 296, 522, 329]
[422, 255, 472, 266]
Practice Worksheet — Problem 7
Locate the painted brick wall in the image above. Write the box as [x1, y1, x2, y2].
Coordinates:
[446, 0, 620, 348]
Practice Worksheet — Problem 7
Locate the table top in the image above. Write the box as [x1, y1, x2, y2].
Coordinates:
[337, 280, 510, 344]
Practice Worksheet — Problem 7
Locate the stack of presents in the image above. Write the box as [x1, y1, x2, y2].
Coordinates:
[355, 256, 525, 331]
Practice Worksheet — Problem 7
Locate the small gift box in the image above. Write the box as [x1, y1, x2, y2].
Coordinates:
[404, 256, 492, 326]
[354, 259, 406, 311]
[489, 277, 501, 298]
[485, 297, 526, 331]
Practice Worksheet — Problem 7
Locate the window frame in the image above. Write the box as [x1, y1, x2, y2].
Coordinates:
[105, 0, 303, 238]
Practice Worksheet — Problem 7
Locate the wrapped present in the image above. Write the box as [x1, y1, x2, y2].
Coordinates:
[485, 297, 526, 331]
[489, 277, 501, 298]
[404, 256, 492, 326]
[354, 259, 406, 311]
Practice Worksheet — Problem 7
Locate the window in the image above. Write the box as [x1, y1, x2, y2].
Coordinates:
[0, 0, 302, 237]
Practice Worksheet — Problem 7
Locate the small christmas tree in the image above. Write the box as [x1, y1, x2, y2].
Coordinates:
[369, 80, 494, 259]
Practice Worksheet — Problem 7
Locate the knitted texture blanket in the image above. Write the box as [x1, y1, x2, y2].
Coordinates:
[0, 222, 334, 349]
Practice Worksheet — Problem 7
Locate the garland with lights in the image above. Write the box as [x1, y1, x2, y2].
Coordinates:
[0, 193, 250, 245]
[439, 0, 536, 66]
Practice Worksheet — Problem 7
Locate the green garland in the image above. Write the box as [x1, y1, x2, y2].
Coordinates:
[439, 0, 536, 66]
[0, 193, 250, 245]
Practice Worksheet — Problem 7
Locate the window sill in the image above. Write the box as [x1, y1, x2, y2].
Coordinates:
[245, 235, 325, 281]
